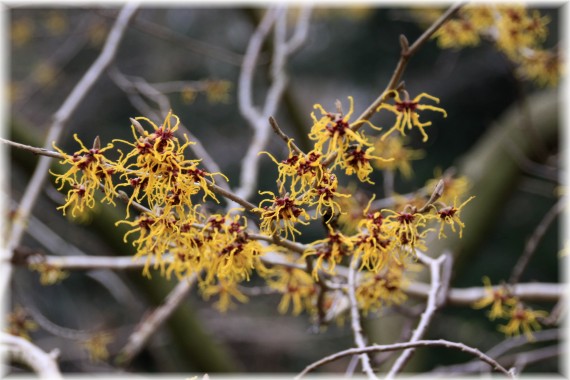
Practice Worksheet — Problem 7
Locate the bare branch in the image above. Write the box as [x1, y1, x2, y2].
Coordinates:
[232, 6, 312, 205]
[405, 281, 562, 305]
[295, 339, 514, 379]
[347, 255, 379, 379]
[386, 251, 447, 378]
[116, 274, 197, 365]
[502, 344, 561, 373]
[101, 10, 246, 66]
[1, 332, 63, 380]
[509, 196, 566, 284]
[269, 116, 304, 155]
[0, 137, 64, 159]
[13, 249, 155, 271]
[429, 329, 560, 375]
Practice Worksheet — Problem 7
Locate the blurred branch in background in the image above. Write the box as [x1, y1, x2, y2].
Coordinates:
[232, 6, 312, 205]
[0, 332, 63, 380]
[3, 2, 139, 300]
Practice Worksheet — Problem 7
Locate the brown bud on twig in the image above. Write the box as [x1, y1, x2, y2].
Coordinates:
[399, 34, 410, 54]
[418, 179, 445, 213]
[335, 99, 343, 115]
[130, 118, 146, 136]
[396, 81, 406, 92]
[92, 136, 101, 151]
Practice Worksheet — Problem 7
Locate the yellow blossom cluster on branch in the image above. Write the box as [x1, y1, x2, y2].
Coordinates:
[473, 277, 549, 341]
[431, 4, 562, 87]
[49, 87, 472, 315]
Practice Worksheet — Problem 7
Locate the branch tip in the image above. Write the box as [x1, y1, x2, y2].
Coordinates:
[130, 118, 146, 135]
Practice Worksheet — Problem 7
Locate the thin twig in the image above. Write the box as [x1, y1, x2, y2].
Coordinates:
[502, 344, 561, 373]
[295, 339, 514, 379]
[1, 332, 63, 380]
[207, 180, 258, 212]
[0, 138, 64, 159]
[354, 2, 463, 125]
[107, 10, 245, 66]
[347, 255, 379, 379]
[541, 298, 566, 326]
[116, 274, 197, 365]
[268, 116, 304, 155]
[429, 329, 560, 375]
[509, 196, 566, 285]
[386, 251, 447, 378]
[2, 3, 139, 301]
[233, 7, 282, 204]
[436, 251, 454, 308]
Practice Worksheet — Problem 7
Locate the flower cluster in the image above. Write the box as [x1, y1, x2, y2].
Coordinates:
[377, 90, 447, 142]
[6, 306, 38, 341]
[266, 262, 317, 316]
[473, 277, 548, 341]
[49, 95, 468, 318]
[356, 257, 411, 314]
[432, 5, 561, 87]
[52, 135, 119, 217]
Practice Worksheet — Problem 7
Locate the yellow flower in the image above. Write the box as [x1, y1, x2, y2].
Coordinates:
[181, 86, 197, 104]
[304, 172, 349, 218]
[255, 190, 310, 240]
[115, 111, 227, 215]
[82, 332, 113, 362]
[304, 225, 354, 278]
[352, 196, 396, 272]
[52, 134, 118, 217]
[309, 96, 379, 160]
[373, 136, 424, 179]
[382, 207, 430, 249]
[261, 146, 323, 194]
[495, 6, 549, 58]
[433, 18, 481, 49]
[434, 196, 475, 239]
[118, 211, 182, 277]
[472, 277, 517, 320]
[11, 17, 34, 47]
[29, 262, 69, 285]
[341, 145, 391, 184]
[44, 11, 67, 36]
[205, 80, 232, 103]
[6, 306, 38, 341]
[461, 5, 495, 30]
[200, 278, 249, 313]
[204, 214, 266, 284]
[356, 263, 408, 315]
[517, 48, 562, 87]
[267, 265, 317, 316]
[377, 90, 447, 142]
[498, 303, 548, 341]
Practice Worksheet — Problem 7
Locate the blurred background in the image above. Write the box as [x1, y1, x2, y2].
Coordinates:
[6, 4, 563, 375]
